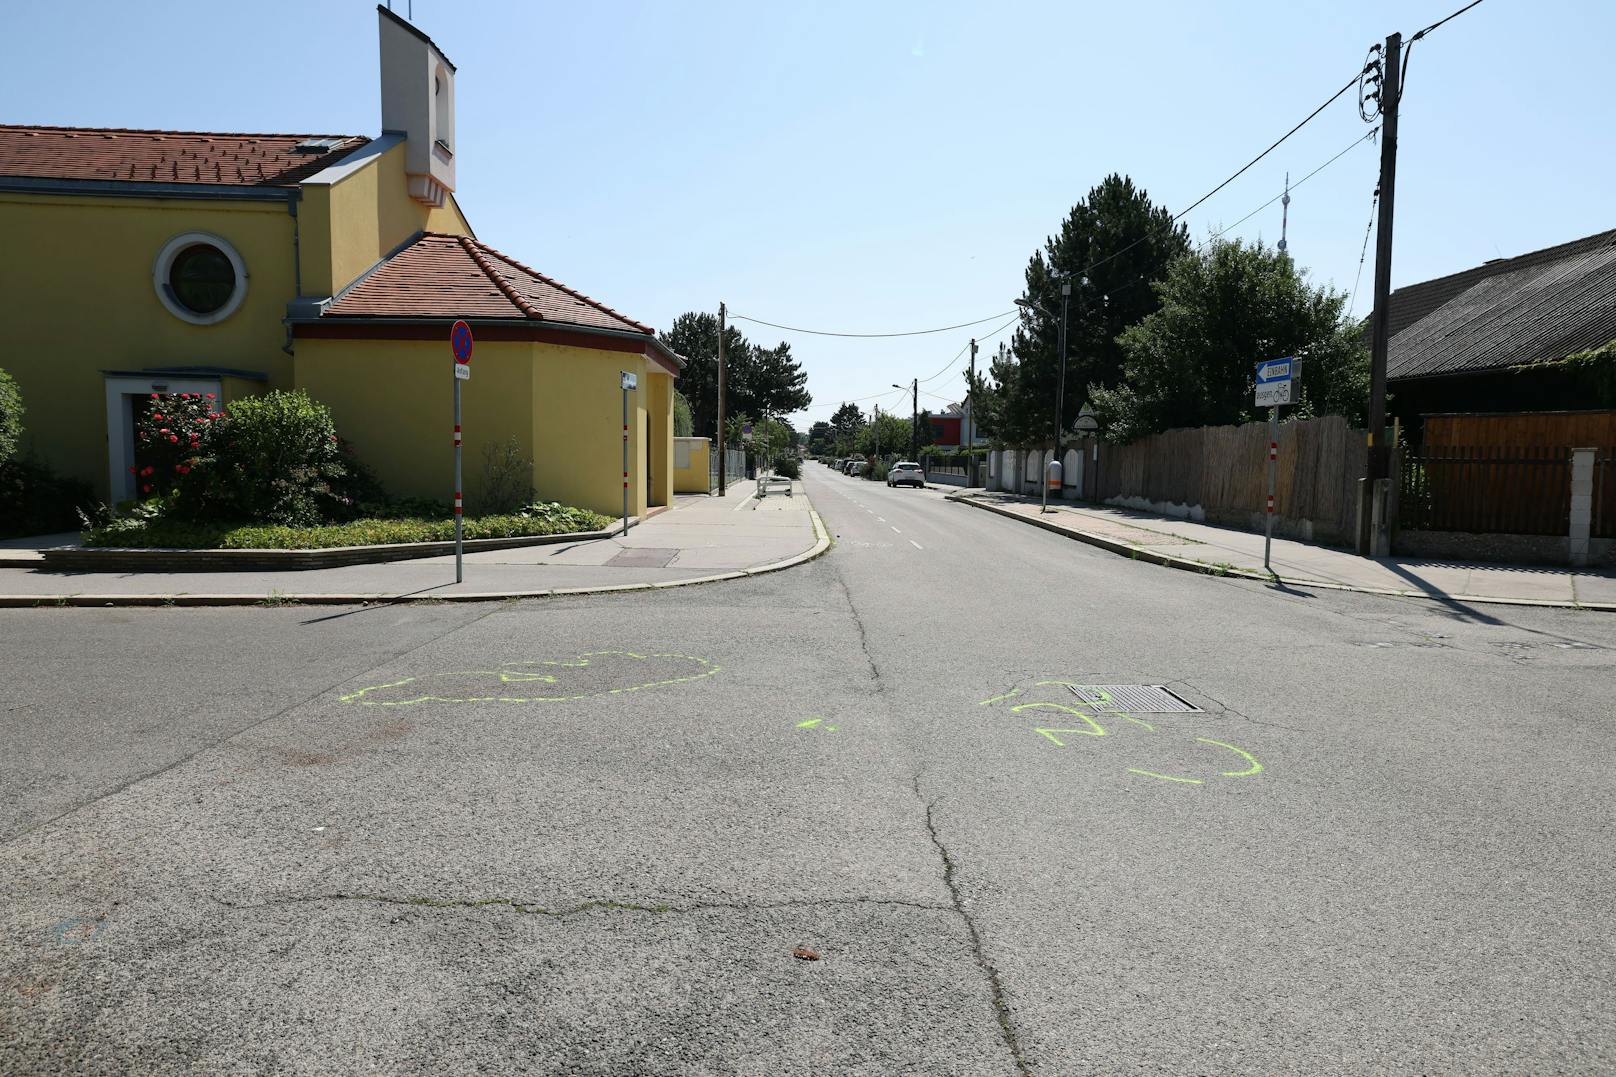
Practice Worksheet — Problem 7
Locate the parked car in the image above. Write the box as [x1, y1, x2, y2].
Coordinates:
[887, 461, 924, 487]
[843, 457, 865, 476]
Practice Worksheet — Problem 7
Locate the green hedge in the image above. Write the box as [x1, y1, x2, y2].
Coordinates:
[82, 503, 612, 550]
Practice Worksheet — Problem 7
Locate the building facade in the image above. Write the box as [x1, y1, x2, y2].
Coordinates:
[0, 6, 680, 519]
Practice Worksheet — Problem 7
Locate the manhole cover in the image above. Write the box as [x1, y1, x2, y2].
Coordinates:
[607, 547, 678, 568]
[1065, 684, 1201, 713]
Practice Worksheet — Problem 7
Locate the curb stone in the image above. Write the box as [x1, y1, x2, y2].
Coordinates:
[946, 494, 1616, 614]
[0, 511, 833, 609]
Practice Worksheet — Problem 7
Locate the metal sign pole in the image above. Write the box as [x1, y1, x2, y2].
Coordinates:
[454, 374, 463, 583]
[622, 381, 630, 537]
[1265, 405, 1277, 573]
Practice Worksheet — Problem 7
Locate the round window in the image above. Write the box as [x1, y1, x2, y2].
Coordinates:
[168, 244, 236, 315]
[153, 232, 248, 325]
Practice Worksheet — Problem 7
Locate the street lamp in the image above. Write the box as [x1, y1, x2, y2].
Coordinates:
[1016, 276, 1074, 514]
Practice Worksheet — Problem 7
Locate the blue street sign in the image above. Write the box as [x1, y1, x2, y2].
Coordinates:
[1254, 358, 1293, 384]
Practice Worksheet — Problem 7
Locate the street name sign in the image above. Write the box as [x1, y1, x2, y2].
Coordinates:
[620, 371, 638, 391]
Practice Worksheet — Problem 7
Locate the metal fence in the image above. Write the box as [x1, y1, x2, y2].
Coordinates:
[1399, 446, 1572, 535]
[923, 454, 968, 478]
[708, 447, 748, 492]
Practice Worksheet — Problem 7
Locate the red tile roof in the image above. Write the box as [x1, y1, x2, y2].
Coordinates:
[0, 125, 368, 187]
[322, 233, 656, 335]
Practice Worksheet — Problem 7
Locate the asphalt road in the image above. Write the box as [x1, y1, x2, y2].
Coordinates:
[3, 462, 1613, 1075]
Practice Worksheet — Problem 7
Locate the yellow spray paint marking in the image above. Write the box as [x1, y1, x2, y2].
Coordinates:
[796, 718, 839, 731]
[978, 688, 1023, 706]
[1126, 768, 1205, 785]
[340, 651, 720, 706]
[1199, 737, 1264, 777]
[1011, 702, 1106, 736]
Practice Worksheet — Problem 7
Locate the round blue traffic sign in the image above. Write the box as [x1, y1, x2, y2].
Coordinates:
[450, 320, 474, 364]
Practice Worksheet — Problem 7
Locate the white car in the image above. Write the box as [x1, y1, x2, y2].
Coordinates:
[887, 461, 925, 488]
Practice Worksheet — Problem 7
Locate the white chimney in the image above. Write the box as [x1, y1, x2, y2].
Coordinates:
[378, 4, 456, 207]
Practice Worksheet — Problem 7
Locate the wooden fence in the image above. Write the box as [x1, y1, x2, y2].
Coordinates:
[1424, 410, 1616, 450]
[1095, 414, 1366, 545]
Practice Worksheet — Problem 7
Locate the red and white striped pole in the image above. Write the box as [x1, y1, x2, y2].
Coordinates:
[1264, 408, 1278, 574]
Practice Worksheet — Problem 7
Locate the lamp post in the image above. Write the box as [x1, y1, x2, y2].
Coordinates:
[1016, 275, 1074, 514]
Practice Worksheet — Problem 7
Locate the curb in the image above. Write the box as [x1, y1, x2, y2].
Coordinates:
[946, 495, 1616, 614]
[0, 510, 833, 609]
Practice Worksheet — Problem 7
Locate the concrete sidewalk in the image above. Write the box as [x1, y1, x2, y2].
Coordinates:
[950, 490, 1616, 611]
[0, 481, 826, 605]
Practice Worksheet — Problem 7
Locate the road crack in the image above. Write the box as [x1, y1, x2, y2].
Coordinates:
[831, 562, 884, 689]
[914, 775, 1031, 1076]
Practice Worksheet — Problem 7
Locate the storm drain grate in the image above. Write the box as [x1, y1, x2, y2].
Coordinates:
[1065, 684, 1202, 713]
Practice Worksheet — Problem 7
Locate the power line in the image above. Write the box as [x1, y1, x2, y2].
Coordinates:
[1205, 127, 1379, 244]
[1413, 0, 1485, 41]
[730, 309, 1016, 339]
[919, 314, 1019, 385]
[1346, 187, 1380, 320]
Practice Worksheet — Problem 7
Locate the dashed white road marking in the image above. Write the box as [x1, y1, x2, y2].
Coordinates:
[890, 526, 902, 534]
[909, 539, 923, 550]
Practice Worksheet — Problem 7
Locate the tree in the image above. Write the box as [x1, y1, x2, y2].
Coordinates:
[0, 368, 21, 467]
[971, 175, 1189, 447]
[806, 420, 834, 456]
[659, 313, 812, 439]
[829, 402, 865, 456]
[673, 390, 694, 438]
[854, 410, 911, 459]
[1088, 237, 1370, 442]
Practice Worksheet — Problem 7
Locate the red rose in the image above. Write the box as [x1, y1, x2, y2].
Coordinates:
[128, 466, 137, 474]
[205, 392, 216, 399]
[150, 393, 159, 399]
[152, 413, 163, 421]
[141, 484, 152, 493]
[169, 435, 179, 444]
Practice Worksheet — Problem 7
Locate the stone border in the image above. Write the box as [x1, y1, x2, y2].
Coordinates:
[0, 511, 831, 608]
[40, 526, 625, 573]
[947, 495, 1616, 614]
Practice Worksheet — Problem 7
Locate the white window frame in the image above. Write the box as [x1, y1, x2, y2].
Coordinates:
[153, 232, 249, 326]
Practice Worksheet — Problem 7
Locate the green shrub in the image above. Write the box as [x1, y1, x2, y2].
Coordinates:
[81, 500, 611, 550]
[187, 389, 352, 526]
[0, 455, 94, 539]
[477, 436, 535, 515]
[772, 455, 801, 479]
[0, 368, 21, 467]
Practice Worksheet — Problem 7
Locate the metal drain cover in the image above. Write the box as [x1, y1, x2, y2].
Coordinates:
[1065, 684, 1201, 713]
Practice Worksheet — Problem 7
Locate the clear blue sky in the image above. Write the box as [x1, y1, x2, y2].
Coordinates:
[6, 1, 1611, 429]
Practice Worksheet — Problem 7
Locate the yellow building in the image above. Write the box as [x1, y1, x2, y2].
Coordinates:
[0, 6, 681, 519]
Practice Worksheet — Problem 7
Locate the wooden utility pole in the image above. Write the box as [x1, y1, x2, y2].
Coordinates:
[967, 337, 978, 485]
[1366, 32, 1401, 483]
[716, 302, 727, 495]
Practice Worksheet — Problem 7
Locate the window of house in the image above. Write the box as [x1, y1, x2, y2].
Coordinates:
[153, 232, 248, 325]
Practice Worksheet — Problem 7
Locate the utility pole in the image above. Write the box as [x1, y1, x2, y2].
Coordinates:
[966, 338, 977, 485]
[1366, 32, 1400, 486]
[716, 301, 727, 496]
[908, 378, 918, 458]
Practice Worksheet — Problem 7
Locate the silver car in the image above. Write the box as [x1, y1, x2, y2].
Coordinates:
[887, 461, 924, 487]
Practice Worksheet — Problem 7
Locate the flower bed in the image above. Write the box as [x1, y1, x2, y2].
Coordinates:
[83, 503, 611, 550]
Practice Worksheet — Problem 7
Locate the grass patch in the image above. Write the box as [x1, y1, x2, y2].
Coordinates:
[82, 503, 612, 550]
